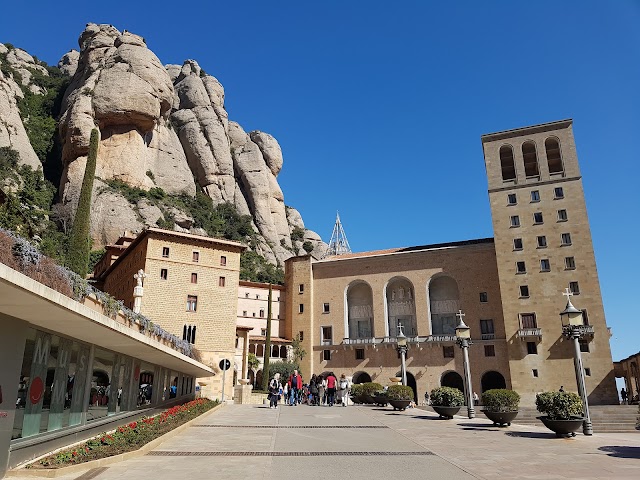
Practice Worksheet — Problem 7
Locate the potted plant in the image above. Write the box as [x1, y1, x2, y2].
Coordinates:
[360, 382, 383, 404]
[372, 389, 389, 407]
[535, 391, 584, 437]
[386, 385, 413, 411]
[430, 387, 464, 419]
[350, 383, 364, 404]
[481, 389, 520, 426]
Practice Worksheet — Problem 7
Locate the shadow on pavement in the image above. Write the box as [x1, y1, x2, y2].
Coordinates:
[598, 446, 640, 459]
[456, 423, 502, 431]
[505, 431, 558, 439]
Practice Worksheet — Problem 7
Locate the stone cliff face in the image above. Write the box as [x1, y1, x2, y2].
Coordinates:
[0, 24, 325, 263]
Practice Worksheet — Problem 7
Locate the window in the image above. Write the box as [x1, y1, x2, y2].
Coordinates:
[479, 292, 488, 303]
[530, 190, 540, 202]
[321, 326, 332, 344]
[579, 339, 590, 353]
[220, 255, 227, 266]
[569, 281, 580, 295]
[516, 261, 526, 273]
[561, 233, 572, 246]
[581, 309, 589, 325]
[510, 215, 520, 227]
[256, 294, 260, 299]
[557, 209, 568, 221]
[160, 268, 168, 280]
[527, 342, 538, 355]
[183, 324, 196, 343]
[499, 145, 516, 181]
[565, 256, 576, 270]
[536, 236, 547, 248]
[513, 238, 523, 250]
[299, 303, 304, 313]
[554, 186, 565, 199]
[186, 295, 198, 312]
[242, 310, 247, 316]
[252, 312, 256, 317]
[259, 309, 264, 318]
[191, 273, 197, 284]
[245, 293, 249, 298]
[507, 193, 517, 205]
[443, 346, 455, 358]
[298, 284, 304, 293]
[584, 368, 591, 376]
[484, 345, 496, 357]
[521, 313, 537, 328]
[523, 142, 539, 177]
[323, 303, 330, 313]
[540, 259, 550, 272]
[532, 369, 539, 378]
[298, 331, 304, 341]
[191, 326, 196, 344]
[533, 212, 544, 224]
[519, 285, 530, 298]
[323, 350, 331, 361]
[546, 138, 564, 173]
[480, 319, 494, 335]
[192, 251, 199, 262]
[219, 276, 226, 287]
[356, 348, 365, 360]
[162, 247, 170, 258]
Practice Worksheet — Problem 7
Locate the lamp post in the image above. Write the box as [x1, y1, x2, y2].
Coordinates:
[455, 310, 475, 419]
[397, 323, 408, 386]
[560, 288, 593, 436]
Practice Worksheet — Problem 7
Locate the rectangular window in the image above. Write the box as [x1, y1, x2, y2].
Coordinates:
[510, 215, 520, 227]
[561, 233, 572, 246]
[533, 212, 544, 224]
[584, 368, 591, 376]
[259, 309, 264, 317]
[298, 284, 304, 293]
[537, 236, 547, 248]
[581, 309, 589, 325]
[507, 193, 517, 205]
[220, 255, 227, 266]
[565, 256, 576, 270]
[253, 312, 256, 317]
[519, 285, 530, 298]
[191, 273, 197, 284]
[323, 303, 330, 313]
[261, 328, 267, 336]
[356, 348, 365, 360]
[513, 238, 523, 250]
[443, 346, 455, 358]
[554, 187, 564, 199]
[557, 209, 568, 221]
[579, 339, 590, 353]
[479, 292, 488, 303]
[162, 247, 170, 258]
[540, 259, 550, 272]
[242, 310, 247, 316]
[186, 295, 198, 312]
[299, 331, 304, 341]
[192, 251, 200, 262]
[516, 261, 526, 274]
[521, 313, 537, 329]
[219, 276, 226, 287]
[480, 319, 494, 335]
[484, 345, 496, 357]
[323, 349, 331, 361]
[569, 281, 580, 295]
[160, 268, 168, 280]
[531, 190, 540, 202]
[321, 326, 333, 344]
[532, 368, 539, 377]
[256, 294, 260, 299]
[299, 303, 304, 313]
[527, 341, 538, 355]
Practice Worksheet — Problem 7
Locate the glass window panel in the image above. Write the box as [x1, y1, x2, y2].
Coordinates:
[87, 348, 114, 422]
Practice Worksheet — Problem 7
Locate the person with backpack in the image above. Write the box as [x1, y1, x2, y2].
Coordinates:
[269, 373, 282, 409]
[338, 374, 349, 407]
[326, 372, 338, 406]
[317, 375, 326, 406]
[310, 374, 319, 405]
[288, 370, 303, 406]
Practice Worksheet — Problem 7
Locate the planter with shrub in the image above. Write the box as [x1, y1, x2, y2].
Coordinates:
[386, 385, 413, 411]
[360, 382, 383, 404]
[372, 390, 389, 407]
[430, 386, 464, 419]
[350, 384, 364, 404]
[481, 389, 520, 427]
[535, 391, 584, 437]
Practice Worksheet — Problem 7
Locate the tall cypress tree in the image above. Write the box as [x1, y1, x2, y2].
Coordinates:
[67, 128, 99, 276]
[262, 283, 273, 391]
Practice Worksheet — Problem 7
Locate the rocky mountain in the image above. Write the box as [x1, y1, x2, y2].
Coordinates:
[0, 23, 326, 265]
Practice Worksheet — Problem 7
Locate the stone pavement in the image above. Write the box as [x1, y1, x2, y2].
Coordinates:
[9, 404, 640, 480]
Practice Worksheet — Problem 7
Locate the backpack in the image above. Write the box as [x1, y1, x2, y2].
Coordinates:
[340, 380, 348, 390]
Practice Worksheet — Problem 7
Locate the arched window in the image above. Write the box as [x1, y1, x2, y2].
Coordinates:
[191, 326, 196, 344]
[499, 145, 516, 181]
[522, 141, 539, 177]
[429, 276, 460, 335]
[187, 326, 192, 343]
[346, 281, 374, 339]
[249, 343, 256, 355]
[182, 325, 187, 340]
[256, 344, 264, 357]
[545, 137, 563, 173]
[272, 345, 279, 357]
[386, 277, 417, 337]
[280, 346, 287, 359]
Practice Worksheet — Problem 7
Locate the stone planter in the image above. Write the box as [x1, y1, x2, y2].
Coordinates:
[363, 394, 376, 404]
[389, 399, 411, 411]
[538, 416, 584, 437]
[373, 394, 389, 407]
[481, 410, 519, 427]
[350, 394, 364, 404]
[432, 405, 461, 419]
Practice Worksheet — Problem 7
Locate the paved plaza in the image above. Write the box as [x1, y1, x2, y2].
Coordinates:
[10, 404, 640, 480]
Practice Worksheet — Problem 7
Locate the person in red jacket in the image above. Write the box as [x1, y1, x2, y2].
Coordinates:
[288, 370, 303, 406]
[326, 372, 338, 406]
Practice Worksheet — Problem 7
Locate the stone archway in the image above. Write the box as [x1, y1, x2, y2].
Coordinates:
[352, 371, 372, 384]
[441, 371, 464, 393]
[396, 371, 418, 402]
[481, 371, 507, 392]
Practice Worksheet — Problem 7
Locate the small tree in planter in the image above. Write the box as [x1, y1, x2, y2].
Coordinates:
[430, 387, 464, 419]
[481, 389, 520, 426]
[350, 383, 364, 403]
[535, 391, 584, 437]
[386, 385, 413, 411]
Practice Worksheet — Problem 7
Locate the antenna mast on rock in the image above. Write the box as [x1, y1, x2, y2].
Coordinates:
[323, 212, 352, 258]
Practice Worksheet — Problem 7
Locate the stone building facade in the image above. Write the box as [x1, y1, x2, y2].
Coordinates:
[614, 352, 640, 403]
[284, 119, 617, 406]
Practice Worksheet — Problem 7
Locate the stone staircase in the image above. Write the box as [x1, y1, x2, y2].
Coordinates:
[511, 405, 639, 433]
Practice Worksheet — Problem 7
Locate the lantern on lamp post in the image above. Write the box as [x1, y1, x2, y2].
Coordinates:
[455, 310, 475, 419]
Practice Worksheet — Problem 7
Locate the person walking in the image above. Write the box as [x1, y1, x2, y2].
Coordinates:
[620, 387, 628, 404]
[288, 370, 302, 406]
[269, 373, 282, 409]
[339, 374, 349, 407]
[317, 375, 326, 406]
[310, 374, 319, 405]
[473, 391, 479, 406]
[326, 372, 338, 406]
[423, 390, 430, 406]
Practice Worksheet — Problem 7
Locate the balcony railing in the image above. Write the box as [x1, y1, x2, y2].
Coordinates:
[342, 335, 457, 345]
[481, 333, 495, 340]
[517, 327, 542, 339]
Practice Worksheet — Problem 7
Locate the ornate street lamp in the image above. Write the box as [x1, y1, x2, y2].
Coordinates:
[560, 288, 593, 436]
[397, 323, 408, 386]
[455, 310, 475, 419]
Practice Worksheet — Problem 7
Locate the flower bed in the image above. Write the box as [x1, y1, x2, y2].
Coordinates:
[32, 398, 218, 468]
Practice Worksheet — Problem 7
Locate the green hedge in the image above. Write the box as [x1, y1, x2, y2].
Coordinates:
[482, 389, 520, 412]
[535, 391, 583, 420]
[358, 382, 383, 396]
[386, 385, 413, 401]
[430, 386, 464, 407]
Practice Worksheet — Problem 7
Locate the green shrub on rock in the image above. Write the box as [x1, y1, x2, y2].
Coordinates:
[430, 386, 464, 407]
[482, 389, 520, 412]
[535, 391, 583, 420]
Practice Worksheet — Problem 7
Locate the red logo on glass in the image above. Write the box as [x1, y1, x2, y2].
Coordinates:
[29, 377, 44, 405]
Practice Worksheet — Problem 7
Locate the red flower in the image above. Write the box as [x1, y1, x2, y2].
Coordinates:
[128, 421, 137, 429]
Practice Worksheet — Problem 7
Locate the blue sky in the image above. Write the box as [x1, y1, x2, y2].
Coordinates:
[1, 1, 639, 361]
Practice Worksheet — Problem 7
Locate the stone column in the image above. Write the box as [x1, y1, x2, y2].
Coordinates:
[242, 331, 250, 380]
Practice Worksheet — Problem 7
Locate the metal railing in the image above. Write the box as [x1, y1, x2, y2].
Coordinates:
[517, 327, 542, 338]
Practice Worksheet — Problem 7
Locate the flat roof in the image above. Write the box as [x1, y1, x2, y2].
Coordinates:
[481, 119, 573, 143]
[239, 280, 286, 290]
[0, 263, 214, 378]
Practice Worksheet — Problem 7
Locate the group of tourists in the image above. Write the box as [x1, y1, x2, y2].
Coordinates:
[268, 370, 350, 409]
